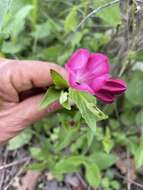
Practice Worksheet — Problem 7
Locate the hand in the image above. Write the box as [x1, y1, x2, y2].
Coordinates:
[0, 59, 67, 144]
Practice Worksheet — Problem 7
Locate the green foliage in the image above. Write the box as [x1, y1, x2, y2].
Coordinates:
[7, 129, 32, 150]
[4, 5, 33, 37]
[102, 128, 114, 153]
[50, 70, 68, 89]
[59, 91, 71, 110]
[64, 6, 79, 33]
[92, 0, 121, 26]
[53, 155, 101, 188]
[69, 88, 107, 132]
[31, 21, 52, 39]
[54, 125, 79, 151]
[53, 156, 84, 178]
[98, 5, 121, 26]
[1, 0, 143, 189]
[126, 71, 143, 106]
[39, 87, 61, 109]
[85, 161, 101, 188]
[0, 0, 11, 30]
[134, 131, 143, 168]
[89, 152, 117, 170]
[70, 89, 97, 132]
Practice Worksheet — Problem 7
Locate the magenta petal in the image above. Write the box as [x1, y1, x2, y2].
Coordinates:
[65, 49, 90, 71]
[65, 48, 127, 100]
[102, 78, 127, 95]
[86, 53, 110, 77]
[95, 89, 115, 104]
[90, 74, 110, 93]
[68, 72, 94, 94]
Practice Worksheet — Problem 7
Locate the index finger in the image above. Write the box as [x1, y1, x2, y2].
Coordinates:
[0, 59, 67, 100]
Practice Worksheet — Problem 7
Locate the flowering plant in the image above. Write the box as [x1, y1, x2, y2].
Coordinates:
[66, 49, 126, 103]
[40, 48, 127, 133]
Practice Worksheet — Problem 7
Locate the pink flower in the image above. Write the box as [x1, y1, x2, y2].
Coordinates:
[65, 49, 127, 104]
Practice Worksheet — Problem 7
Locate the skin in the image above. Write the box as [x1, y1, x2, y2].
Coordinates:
[0, 59, 67, 145]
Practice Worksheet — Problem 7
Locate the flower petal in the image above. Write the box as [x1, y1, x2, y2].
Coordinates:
[90, 74, 110, 92]
[68, 71, 94, 94]
[102, 78, 127, 95]
[95, 89, 115, 103]
[65, 49, 90, 71]
[86, 53, 110, 77]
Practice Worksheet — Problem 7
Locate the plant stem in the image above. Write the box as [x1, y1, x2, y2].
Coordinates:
[32, 0, 38, 29]
[75, 0, 119, 32]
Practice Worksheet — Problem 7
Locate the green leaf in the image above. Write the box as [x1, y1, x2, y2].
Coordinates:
[93, 0, 120, 26]
[98, 6, 120, 26]
[86, 130, 95, 148]
[71, 133, 87, 152]
[59, 91, 68, 104]
[37, 45, 62, 62]
[69, 89, 97, 132]
[71, 32, 83, 47]
[52, 155, 85, 178]
[0, 0, 11, 30]
[4, 5, 33, 37]
[2, 41, 22, 54]
[87, 103, 108, 121]
[54, 127, 78, 151]
[51, 70, 68, 89]
[126, 71, 143, 106]
[30, 143, 55, 168]
[7, 129, 32, 150]
[64, 6, 79, 33]
[136, 110, 143, 126]
[53, 155, 101, 188]
[31, 21, 52, 39]
[85, 161, 101, 188]
[59, 91, 71, 110]
[135, 131, 143, 168]
[89, 152, 117, 170]
[30, 147, 45, 161]
[39, 87, 61, 110]
[102, 128, 114, 154]
[69, 89, 108, 132]
[28, 162, 47, 171]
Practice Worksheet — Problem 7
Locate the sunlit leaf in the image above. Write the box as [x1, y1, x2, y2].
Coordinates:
[7, 129, 32, 150]
[85, 161, 101, 188]
[51, 70, 68, 89]
[102, 128, 114, 154]
[64, 6, 79, 33]
[39, 87, 60, 110]
[69, 89, 108, 133]
[59, 91, 71, 110]
[0, 0, 11, 30]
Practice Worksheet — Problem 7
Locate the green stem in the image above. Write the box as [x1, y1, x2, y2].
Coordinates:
[32, 0, 38, 29]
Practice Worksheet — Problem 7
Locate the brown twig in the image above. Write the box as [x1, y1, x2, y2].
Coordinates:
[0, 149, 8, 189]
[127, 152, 131, 190]
[4, 158, 31, 190]
[76, 173, 88, 188]
[115, 173, 143, 188]
[0, 157, 30, 171]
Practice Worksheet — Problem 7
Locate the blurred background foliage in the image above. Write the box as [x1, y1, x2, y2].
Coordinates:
[1, 0, 143, 189]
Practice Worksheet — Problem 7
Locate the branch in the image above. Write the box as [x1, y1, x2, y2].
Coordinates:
[115, 173, 143, 189]
[75, 0, 120, 32]
[0, 157, 30, 170]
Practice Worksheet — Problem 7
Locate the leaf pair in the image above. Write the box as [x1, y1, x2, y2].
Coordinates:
[39, 70, 69, 110]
